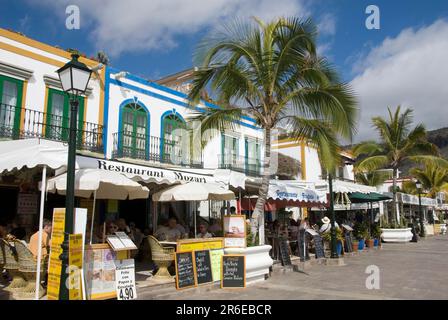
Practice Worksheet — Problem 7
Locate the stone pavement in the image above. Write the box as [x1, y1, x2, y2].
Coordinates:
[137, 235, 448, 300]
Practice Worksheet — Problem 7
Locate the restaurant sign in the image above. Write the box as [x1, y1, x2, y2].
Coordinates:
[77, 156, 212, 184]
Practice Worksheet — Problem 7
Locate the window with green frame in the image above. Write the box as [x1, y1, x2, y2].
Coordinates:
[119, 103, 148, 159]
[45, 88, 85, 141]
[161, 114, 186, 163]
[0, 74, 24, 138]
[221, 134, 239, 166]
[245, 138, 260, 173]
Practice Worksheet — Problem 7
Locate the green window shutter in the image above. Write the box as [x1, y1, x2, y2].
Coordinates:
[0, 75, 24, 138]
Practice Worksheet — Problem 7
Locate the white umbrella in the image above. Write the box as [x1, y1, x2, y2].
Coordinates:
[44, 168, 150, 245]
[152, 182, 235, 202]
[152, 182, 235, 237]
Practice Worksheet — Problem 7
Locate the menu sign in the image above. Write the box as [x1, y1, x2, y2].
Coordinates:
[175, 251, 196, 290]
[194, 250, 213, 285]
[223, 215, 247, 248]
[279, 239, 292, 266]
[221, 255, 245, 288]
[314, 234, 325, 259]
[84, 245, 117, 300]
[210, 249, 224, 282]
[47, 208, 65, 300]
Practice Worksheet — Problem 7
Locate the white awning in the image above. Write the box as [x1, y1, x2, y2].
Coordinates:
[76, 156, 216, 185]
[314, 179, 377, 194]
[268, 180, 326, 203]
[0, 138, 69, 173]
[213, 169, 246, 189]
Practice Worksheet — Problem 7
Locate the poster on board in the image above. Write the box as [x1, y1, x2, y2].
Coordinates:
[223, 215, 246, 248]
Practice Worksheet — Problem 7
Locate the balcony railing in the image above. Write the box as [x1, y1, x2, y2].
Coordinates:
[218, 154, 262, 177]
[112, 131, 203, 168]
[0, 103, 104, 153]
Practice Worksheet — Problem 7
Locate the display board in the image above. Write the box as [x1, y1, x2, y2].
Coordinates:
[279, 239, 292, 266]
[221, 255, 246, 288]
[223, 215, 246, 248]
[177, 238, 224, 253]
[69, 234, 83, 300]
[314, 234, 325, 259]
[210, 249, 224, 282]
[115, 259, 137, 300]
[194, 250, 213, 285]
[84, 244, 129, 300]
[175, 251, 196, 290]
[47, 208, 65, 300]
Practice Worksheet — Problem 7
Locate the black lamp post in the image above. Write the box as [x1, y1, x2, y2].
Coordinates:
[416, 181, 425, 238]
[56, 53, 92, 300]
[328, 173, 338, 258]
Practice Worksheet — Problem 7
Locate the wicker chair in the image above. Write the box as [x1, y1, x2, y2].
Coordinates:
[13, 240, 47, 299]
[1, 239, 27, 292]
[147, 235, 175, 279]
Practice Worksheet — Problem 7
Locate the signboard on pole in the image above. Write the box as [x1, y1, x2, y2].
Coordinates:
[47, 208, 66, 300]
[115, 259, 137, 300]
[69, 234, 83, 300]
[223, 215, 246, 248]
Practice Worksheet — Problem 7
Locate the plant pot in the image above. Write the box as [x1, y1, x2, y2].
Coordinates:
[352, 242, 359, 252]
[224, 245, 273, 285]
[358, 239, 365, 250]
[367, 239, 374, 248]
[381, 228, 413, 243]
[373, 239, 379, 247]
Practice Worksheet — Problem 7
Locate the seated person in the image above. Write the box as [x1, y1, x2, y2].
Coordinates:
[196, 223, 213, 238]
[208, 218, 222, 235]
[9, 219, 27, 241]
[106, 221, 119, 235]
[154, 217, 181, 242]
[319, 216, 339, 234]
[29, 219, 52, 259]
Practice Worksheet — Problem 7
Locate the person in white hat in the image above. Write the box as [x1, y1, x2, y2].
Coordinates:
[319, 216, 339, 234]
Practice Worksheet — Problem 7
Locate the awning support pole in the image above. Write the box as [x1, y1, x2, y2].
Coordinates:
[89, 190, 97, 245]
[35, 165, 47, 300]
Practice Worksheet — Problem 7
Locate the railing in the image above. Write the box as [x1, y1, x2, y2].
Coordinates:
[218, 154, 262, 177]
[0, 103, 104, 153]
[112, 131, 203, 168]
[319, 175, 355, 183]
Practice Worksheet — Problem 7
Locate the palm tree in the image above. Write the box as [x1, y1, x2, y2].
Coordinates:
[353, 106, 447, 224]
[410, 162, 448, 198]
[187, 17, 358, 244]
[355, 170, 391, 187]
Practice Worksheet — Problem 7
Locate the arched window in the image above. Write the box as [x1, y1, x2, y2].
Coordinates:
[119, 102, 149, 159]
[161, 113, 186, 164]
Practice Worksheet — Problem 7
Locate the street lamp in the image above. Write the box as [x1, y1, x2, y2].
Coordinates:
[415, 181, 425, 238]
[56, 53, 92, 300]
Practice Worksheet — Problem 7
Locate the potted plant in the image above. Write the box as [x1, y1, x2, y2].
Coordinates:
[322, 228, 344, 255]
[380, 218, 413, 243]
[371, 224, 382, 247]
[366, 232, 374, 249]
[354, 222, 368, 251]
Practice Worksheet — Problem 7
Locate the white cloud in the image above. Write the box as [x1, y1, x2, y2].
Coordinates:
[350, 19, 448, 142]
[318, 13, 336, 36]
[35, 0, 309, 57]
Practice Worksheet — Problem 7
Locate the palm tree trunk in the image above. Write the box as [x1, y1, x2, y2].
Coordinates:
[391, 167, 398, 226]
[251, 127, 271, 245]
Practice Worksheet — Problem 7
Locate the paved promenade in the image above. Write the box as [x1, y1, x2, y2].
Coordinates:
[138, 235, 448, 300]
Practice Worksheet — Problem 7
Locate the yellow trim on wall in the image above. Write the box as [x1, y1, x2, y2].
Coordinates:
[300, 142, 306, 180]
[98, 69, 105, 127]
[0, 28, 99, 67]
[19, 80, 28, 132]
[42, 86, 49, 136]
[272, 142, 301, 149]
[0, 41, 64, 68]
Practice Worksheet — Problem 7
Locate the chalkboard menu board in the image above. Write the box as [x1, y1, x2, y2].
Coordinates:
[194, 250, 213, 285]
[221, 255, 245, 288]
[344, 232, 353, 253]
[279, 239, 292, 266]
[175, 252, 196, 289]
[314, 234, 325, 259]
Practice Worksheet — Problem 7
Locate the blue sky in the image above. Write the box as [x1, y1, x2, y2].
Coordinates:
[1, 0, 448, 140]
